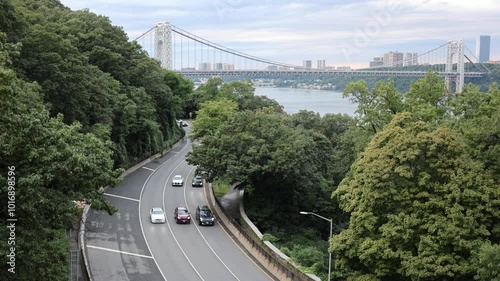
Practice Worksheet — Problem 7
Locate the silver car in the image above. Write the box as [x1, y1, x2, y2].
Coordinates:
[150, 208, 166, 224]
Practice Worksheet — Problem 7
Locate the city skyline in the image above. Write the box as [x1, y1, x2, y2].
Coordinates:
[60, 0, 499, 69]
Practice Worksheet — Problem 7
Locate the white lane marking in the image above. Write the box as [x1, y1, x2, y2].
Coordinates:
[142, 167, 156, 172]
[163, 159, 205, 281]
[138, 138, 190, 281]
[185, 167, 242, 281]
[104, 193, 140, 202]
[87, 245, 153, 259]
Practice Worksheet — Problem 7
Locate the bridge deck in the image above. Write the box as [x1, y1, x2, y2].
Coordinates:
[177, 69, 483, 78]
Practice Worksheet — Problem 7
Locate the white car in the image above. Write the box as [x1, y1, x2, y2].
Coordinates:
[172, 175, 184, 186]
[150, 208, 166, 224]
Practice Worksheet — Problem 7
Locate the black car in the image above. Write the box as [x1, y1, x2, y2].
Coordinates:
[192, 175, 203, 187]
[195, 205, 215, 226]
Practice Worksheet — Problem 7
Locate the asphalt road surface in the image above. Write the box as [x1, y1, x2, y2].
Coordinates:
[85, 131, 274, 281]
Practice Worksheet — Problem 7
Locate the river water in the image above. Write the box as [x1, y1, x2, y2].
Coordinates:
[254, 87, 357, 116]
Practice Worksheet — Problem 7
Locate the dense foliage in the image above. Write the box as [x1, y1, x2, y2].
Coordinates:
[189, 72, 500, 280]
[0, 0, 192, 279]
[187, 78, 361, 279]
[333, 113, 499, 281]
[8, 0, 192, 168]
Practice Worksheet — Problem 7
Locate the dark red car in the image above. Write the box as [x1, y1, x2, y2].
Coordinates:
[174, 206, 191, 224]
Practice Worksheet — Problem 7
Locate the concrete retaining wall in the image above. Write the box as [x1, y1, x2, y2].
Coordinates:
[207, 185, 321, 281]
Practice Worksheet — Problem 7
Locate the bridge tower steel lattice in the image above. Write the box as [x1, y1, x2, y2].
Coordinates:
[445, 40, 465, 93]
[154, 22, 172, 70]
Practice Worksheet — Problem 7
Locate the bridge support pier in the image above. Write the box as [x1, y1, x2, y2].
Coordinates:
[445, 40, 464, 93]
[154, 22, 172, 70]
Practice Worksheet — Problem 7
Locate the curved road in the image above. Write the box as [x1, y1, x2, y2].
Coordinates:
[85, 129, 274, 281]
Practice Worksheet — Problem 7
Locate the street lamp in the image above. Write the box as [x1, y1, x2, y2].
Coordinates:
[300, 211, 332, 281]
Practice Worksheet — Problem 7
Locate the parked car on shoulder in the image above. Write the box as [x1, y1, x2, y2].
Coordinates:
[150, 208, 166, 224]
[174, 206, 191, 224]
[192, 175, 203, 187]
[172, 175, 184, 186]
[195, 205, 215, 226]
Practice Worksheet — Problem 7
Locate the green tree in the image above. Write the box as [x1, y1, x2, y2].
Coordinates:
[164, 69, 194, 118]
[194, 77, 224, 103]
[8, 1, 186, 167]
[0, 33, 122, 279]
[451, 83, 500, 176]
[189, 109, 335, 230]
[287, 110, 322, 131]
[332, 113, 500, 281]
[473, 243, 500, 281]
[343, 79, 403, 134]
[404, 71, 450, 123]
[190, 98, 238, 140]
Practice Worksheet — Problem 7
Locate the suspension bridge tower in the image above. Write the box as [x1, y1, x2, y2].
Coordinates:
[154, 22, 172, 70]
[445, 40, 465, 93]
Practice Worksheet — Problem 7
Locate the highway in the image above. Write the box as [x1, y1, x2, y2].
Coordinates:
[85, 129, 274, 281]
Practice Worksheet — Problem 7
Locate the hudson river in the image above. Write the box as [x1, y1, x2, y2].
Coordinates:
[254, 87, 357, 116]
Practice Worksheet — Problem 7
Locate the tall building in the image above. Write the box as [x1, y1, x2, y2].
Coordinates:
[476, 35, 491, 62]
[214, 63, 224, 71]
[369, 56, 384, 68]
[303, 60, 312, 69]
[317, 60, 326, 69]
[223, 64, 235, 70]
[383, 51, 404, 67]
[403, 52, 418, 66]
[199, 62, 212, 71]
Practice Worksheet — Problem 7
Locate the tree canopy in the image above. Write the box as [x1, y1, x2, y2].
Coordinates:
[332, 113, 500, 281]
[0, 0, 194, 279]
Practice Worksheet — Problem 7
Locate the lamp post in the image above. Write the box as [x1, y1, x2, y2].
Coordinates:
[300, 211, 332, 281]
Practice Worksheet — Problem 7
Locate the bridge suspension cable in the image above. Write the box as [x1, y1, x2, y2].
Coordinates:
[133, 22, 489, 93]
[170, 25, 300, 69]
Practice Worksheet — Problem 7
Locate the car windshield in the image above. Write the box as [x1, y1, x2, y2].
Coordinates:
[174, 176, 182, 180]
[152, 209, 164, 214]
[201, 211, 212, 218]
[178, 209, 188, 215]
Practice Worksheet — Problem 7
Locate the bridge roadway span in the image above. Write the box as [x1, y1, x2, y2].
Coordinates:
[177, 69, 484, 78]
[85, 130, 273, 280]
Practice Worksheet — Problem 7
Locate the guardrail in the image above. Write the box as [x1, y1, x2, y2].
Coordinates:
[206, 184, 319, 281]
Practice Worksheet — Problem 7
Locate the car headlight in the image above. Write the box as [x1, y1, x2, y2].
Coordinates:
[188, 216, 191, 219]
[211, 218, 214, 221]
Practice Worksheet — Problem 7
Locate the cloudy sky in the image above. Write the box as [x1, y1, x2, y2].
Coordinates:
[60, 0, 499, 69]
